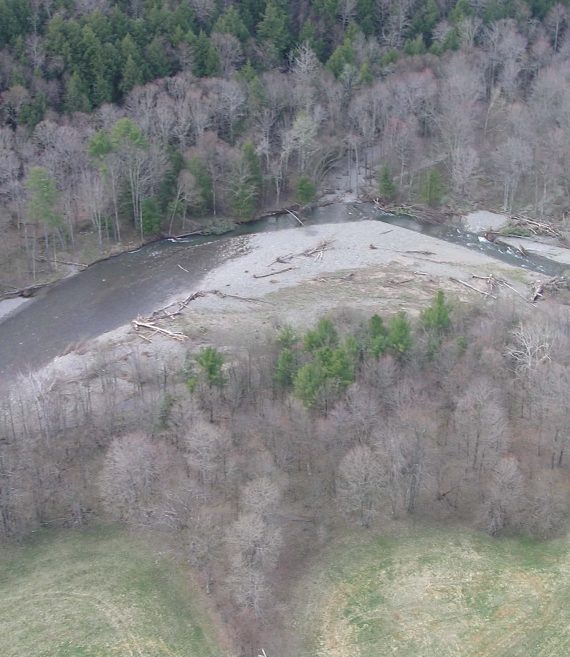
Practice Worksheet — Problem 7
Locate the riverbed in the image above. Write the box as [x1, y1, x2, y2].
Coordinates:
[0, 203, 567, 380]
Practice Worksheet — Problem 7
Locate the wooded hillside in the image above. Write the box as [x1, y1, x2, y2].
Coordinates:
[2, 0, 570, 286]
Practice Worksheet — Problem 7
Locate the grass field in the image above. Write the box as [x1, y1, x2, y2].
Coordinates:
[0, 527, 220, 657]
[309, 525, 570, 657]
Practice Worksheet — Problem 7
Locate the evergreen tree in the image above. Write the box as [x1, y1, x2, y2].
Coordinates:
[257, 0, 291, 61]
[378, 165, 397, 200]
[274, 348, 297, 387]
[420, 168, 445, 207]
[213, 6, 249, 42]
[146, 36, 171, 79]
[120, 54, 145, 94]
[304, 318, 339, 352]
[294, 360, 326, 408]
[191, 31, 219, 77]
[421, 290, 452, 334]
[387, 312, 412, 357]
[65, 71, 91, 113]
[196, 346, 225, 388]
[141, 197, 161, 236]
[230, 143, 262, 220]
[296, 176, 317, 204]
[26, 166, 62, 242]
[369, 314, 389, 358]
[188, 156, 214, 214]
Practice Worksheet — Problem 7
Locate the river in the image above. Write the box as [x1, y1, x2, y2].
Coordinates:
[0, 203, 566, 379]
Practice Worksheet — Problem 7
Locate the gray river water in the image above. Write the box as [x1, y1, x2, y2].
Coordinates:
[0, 203, 566, 379]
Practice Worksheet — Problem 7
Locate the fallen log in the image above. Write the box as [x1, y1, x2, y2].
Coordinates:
[132, 319, 187, 341]
[286, 209, 304, 226]
[0, 282, 52, 301]
[253, 266, 296, 279]
[450, 277, 496, 298]
[34, 257, 88, 269]
[268, 239, 335, 266]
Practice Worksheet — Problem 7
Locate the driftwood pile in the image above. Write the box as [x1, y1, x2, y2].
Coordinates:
[268, 238, 335, 267]
[449, 273, 567, 304]
[373, 199, 453, 224]
[506, 215, 563, 239]
[131, 289, 273, 342]
[530, 276, 567, 302]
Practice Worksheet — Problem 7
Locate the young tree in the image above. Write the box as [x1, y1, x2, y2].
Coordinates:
[295, 175, 316, 204]
[378, 164, 397, 199]
[420, 168, 445, 207]
[26, 166, 62, 258]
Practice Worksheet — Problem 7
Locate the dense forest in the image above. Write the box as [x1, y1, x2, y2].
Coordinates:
[2, 0, 570, 285]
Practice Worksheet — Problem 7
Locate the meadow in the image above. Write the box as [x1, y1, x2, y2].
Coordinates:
[0, 527, 220, 657]
[309, 526, 570, 657]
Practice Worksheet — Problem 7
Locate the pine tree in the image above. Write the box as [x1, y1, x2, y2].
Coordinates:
[192, 31, 219, 77]
[213, 5, 249, 42]
[65, 72, 91, 113]
[196, 346, 225, 388]
[274, 348, 297, 387]
[296, 176, 316, 204]
[120, 55, 144, 94]
[257, 1, 291, 61]
[420, 169, 445, 207]
[421, 290, 452, 334]
[304, 318, 339, 352]
[26, 166, 63, 254]
[378, 165, 397, 200]
[387, 312, 413, 357]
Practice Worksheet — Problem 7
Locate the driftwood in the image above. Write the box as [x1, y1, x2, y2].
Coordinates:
[132, 319, 187, 341]
[472, 274, 529, 302]
[531, 276, 567, 302]
[450, 277, 497, 298]
[0, 281, 52, 301]
[268, 239, 335, 266]
[253, 266, 296, 279]
[286, 209, 304, 226]
[34, 257, 88, 269]
[138, 288, 272, 332]
[508, 215, 562, 238]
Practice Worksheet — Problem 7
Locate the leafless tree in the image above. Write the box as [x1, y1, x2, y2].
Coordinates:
[99, 432, 168, 525]
[479, 456, 524, 534]
[337, 445, 387, 526]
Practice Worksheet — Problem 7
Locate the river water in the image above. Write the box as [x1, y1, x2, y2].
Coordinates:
[0, 203, 566, 379]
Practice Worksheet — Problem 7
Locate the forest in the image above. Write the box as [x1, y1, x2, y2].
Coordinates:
[1, 290, 569, 652]
[2, 0, 570, 286]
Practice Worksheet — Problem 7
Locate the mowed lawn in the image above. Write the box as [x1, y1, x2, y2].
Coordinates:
[310, 526, 570, 657]
[0, 527, 220, 657]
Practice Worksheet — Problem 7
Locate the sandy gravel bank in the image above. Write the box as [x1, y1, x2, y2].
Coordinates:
[6, 220, 536, 393]
[192, 220, 530, 307]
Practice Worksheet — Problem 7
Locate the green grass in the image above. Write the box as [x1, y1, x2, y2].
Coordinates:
[0, 527, 220, 657]
[309, 525, 570, 657]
